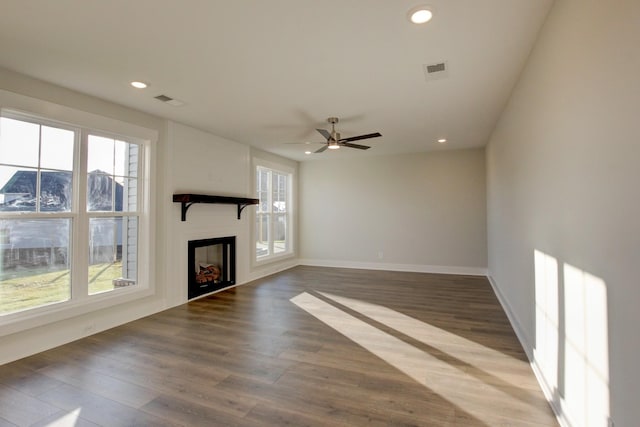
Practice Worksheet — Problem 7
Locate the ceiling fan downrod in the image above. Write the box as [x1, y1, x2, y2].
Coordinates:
[327, 117, 340, 148]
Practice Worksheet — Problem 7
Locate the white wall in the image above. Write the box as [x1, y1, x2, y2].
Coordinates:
[163, 122, 298, 307]
[299, 148, 487, 274]
[486, 0, 640, 425]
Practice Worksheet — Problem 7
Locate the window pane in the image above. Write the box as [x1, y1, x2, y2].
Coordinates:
[0, 168, 72, 212]
[0, 117, 39, 167]
[41, 170, 72, 212]
[258, 169, 269, 191]
[114, 177, 137, 212]
[88, 217, 137, 295]
[259, 190, 269, 212]
[273, 172, 287, 212]
[88, 136, 139, 212]
[87, 135, 114, 175]
[257, 169, 269, 212]
[40, 126, 74, 171]
[0, 166, 37, 212]
[87, 172, 113, 211]
[255, 167, 291, 261]
[274, 214, 287, 254]
[255, 213, 270, 258]
[0, 219, 71, 315]
[114, 140, 138, 178]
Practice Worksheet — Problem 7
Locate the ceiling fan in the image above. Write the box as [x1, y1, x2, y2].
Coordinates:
[313, 117, 382, 153]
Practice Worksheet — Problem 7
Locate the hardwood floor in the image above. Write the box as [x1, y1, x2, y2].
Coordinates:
[0, 266, 558, 426]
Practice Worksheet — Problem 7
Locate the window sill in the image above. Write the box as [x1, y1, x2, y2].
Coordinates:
[254, 251, 296, 267]
[0, 284, 154, 337]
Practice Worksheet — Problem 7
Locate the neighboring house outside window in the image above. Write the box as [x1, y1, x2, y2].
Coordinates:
[255, 165, 292, 262]
[0, 112, 147, 319]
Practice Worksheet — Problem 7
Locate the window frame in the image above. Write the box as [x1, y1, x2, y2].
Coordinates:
[0, 107, 155, 336]
[252, 161, 294, 265]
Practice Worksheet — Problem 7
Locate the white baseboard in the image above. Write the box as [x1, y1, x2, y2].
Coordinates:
[298, 258, 487, 277]
[247, 258, 299, 283]
[530, 359, 571, 427]
[486, 274, 531, 353]
[486, 274, 568, 427]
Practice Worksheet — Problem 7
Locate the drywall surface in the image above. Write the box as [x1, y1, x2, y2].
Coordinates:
[164, 121, 251, 305]
[300, 148, 487, 274]
[486, 0, 640, 425]
[163, 122, 298, 306]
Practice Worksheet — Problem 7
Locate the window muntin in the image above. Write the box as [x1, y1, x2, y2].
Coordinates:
[87, 135, 138, 212]
[255, 166, 291, 261]
[0, 117, 75, 213]
[0, 114, 144, 317]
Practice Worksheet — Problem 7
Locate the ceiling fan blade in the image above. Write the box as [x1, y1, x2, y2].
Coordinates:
[315, 145, 329, 153]
[316, 128, 331, 140]
[339, 132, 382, 143]
[341, 142, 370, 150]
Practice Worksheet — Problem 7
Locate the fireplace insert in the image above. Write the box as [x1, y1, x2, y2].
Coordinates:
[187, 236, 235, 299]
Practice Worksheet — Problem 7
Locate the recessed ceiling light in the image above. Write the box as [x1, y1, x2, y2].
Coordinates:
[130, 81, 148, 89]
[437, 138, 447, 143]
[305, 151, 312, 155]
[328, 145, 340, 150]
[408, 6, 434, 24]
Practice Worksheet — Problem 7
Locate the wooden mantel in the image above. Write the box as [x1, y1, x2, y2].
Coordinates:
[173, 194, 259, 221]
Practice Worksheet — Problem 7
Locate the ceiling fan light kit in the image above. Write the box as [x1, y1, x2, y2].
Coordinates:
[130, 81, 148, 89]
[408, 5, 434, 24]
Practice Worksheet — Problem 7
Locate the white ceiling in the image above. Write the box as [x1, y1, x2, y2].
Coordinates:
[0, 0, 553, 161]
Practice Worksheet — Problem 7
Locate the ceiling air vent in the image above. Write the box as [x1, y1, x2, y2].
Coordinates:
[423, 61, 449, 81]
[154, 94, 185, 107]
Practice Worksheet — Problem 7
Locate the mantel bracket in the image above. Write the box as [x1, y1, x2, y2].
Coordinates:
[237, 203, 251, 220]
[181, 202, 195, 222]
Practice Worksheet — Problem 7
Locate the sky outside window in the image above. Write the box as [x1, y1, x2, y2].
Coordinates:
[0, 117, 75, 201]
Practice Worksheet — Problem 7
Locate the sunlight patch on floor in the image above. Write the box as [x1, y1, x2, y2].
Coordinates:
[318, 291, 528, 389]
[44, 408, 82, 426]
[290, 291, 550, 426]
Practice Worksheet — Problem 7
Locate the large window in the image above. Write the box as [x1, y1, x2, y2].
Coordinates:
[0, 113, 144, 317]
[255, 166, 291, 261]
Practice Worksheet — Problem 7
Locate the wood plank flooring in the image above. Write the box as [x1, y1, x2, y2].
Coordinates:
[0, 266, 558, 426]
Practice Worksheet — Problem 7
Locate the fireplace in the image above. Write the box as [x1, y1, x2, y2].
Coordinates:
[188, 236, 236, 300]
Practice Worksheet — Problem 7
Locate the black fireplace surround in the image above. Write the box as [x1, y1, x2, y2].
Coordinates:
[188, 236, 236, 300]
